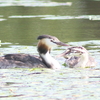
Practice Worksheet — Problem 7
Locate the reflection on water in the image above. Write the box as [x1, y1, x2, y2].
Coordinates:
[0, 0, 100, 99]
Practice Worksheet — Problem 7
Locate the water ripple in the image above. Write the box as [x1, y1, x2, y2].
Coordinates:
[8, 15, 100, 21]
[0, 1, 72, 7]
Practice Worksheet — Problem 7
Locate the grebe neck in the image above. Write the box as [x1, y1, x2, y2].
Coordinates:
[40, 51, 61, 70]
[37, 39, 62, 69]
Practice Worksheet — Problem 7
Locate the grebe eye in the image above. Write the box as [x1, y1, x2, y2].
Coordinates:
[51, 39, 55, 42]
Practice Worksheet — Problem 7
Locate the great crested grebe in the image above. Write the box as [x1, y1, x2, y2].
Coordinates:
[57, 46, 96, 68]
[0, 35, 69, 69]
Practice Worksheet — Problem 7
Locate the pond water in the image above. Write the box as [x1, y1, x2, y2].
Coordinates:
[0, 0, 100, 100]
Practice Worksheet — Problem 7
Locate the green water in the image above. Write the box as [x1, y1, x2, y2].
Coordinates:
[0, 0, 100, 45]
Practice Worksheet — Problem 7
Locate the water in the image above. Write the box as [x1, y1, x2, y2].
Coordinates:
[0, 0, 100, 44]
[0, 0, 100, 99]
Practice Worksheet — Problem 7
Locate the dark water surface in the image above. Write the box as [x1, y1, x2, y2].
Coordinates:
[0, 0, 100, 100]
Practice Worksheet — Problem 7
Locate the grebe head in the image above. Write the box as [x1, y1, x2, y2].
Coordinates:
[37, 35, 68, 54]
[69, 47, 87, 53]
[56, 46, 88, 59]
[68, 46, 88, 57]
[37, 35, 69, 70]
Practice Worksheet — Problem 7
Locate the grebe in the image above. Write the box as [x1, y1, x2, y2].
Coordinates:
[0, 35, 69, 69]
[57, 46, 96, 68]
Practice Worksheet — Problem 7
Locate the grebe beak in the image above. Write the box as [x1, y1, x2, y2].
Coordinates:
[53, 41, 69, 46]
[50, 39, 69, 46]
